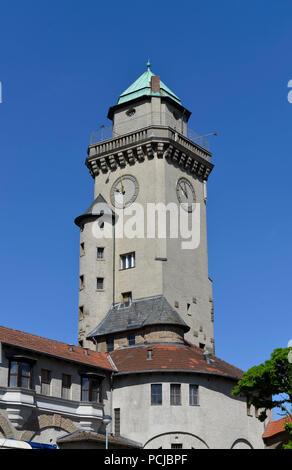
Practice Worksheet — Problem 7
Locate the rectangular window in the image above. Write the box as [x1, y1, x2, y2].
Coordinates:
[122, 291, 132, 307]
[151, 384, 162, 406]
[114, 408, 120, 436]
[80, 242, 85, 256]
[120, 252, 135, 270]
[79, 274, 84, 290]
[41, 369, 51, 396]
[81, 376, 101, 402]
[97, 247, 104, 260]
[128, 334, 135, 346]
[106, 337, 114, 352]
[171, 443, 183, 449]
[170, 384, 181, 406]
[96, 278, 104, 290]
[62, 374, 71, 400]
[8, 361, 32, 389]
[189, 384, 198, 406]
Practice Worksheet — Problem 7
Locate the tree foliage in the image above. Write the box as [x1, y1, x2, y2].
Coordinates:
[232, 348, 292, 448]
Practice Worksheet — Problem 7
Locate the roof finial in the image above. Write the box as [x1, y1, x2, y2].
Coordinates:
[147, 59, 151, 70]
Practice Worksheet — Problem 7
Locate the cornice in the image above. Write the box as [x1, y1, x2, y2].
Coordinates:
[86, 125, 214, 181]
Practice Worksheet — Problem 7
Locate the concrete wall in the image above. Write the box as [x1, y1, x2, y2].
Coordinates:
[112, 372, 267, 449]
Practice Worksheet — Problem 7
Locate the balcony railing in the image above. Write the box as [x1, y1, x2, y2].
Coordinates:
[90, 112, 211, 152]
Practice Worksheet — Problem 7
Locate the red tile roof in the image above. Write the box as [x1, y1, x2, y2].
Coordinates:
[110, 343, 244, 379]
[263, 416, 292, 439]
[0, 326, 113, 371]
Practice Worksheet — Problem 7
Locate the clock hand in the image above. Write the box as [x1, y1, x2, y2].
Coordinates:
[120, 177, 125, 194]
[180, 183, 187, 198]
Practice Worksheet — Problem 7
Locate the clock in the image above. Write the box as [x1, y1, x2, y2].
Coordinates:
[176, 177, 196, 212]
[110, 175, 139, 208]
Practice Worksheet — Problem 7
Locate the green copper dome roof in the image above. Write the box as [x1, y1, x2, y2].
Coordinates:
[117, 62, 181, 105]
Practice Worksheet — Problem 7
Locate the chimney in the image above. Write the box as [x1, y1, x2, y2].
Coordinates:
[151, 76, 160, 93]
[203, 350, 214, 364]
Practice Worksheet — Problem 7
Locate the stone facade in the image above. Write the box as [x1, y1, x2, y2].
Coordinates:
[0, 65, 272, 449]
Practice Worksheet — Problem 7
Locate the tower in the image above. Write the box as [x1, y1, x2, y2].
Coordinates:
[75, 63, 215, 353]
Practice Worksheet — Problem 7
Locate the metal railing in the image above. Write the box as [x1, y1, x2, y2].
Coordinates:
[89, 112, 212, 152]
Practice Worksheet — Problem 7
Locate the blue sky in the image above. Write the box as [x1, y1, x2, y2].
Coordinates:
[0, 1, 291, 402]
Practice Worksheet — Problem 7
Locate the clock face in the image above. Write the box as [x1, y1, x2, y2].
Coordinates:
[176, 177, 196, 212]
[110, 175, 139, 208]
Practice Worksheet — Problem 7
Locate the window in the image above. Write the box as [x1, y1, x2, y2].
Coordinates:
[97, 247, 104, 260]
[171, 443, 183, 449]
[41, 369, 51, 396]
[170, 384, 181, 406]
[122, 292, 132, 307]
[128, 334, 135, 346]
[62, 374, 71, 400]
[126, 108, 136, 117]
[81, 376, 102, 402]
[80, 242, 85, 256]
[120, 252, 135, 270]
[114, 408, 120, 436]
[79, 306, 84, 318]
[79, 275, 84, 290]
[8, 360, 32, 389]
[189, 384, 198, 406]
[106, 337, 114, 352]
[151, 384, 162, 406]
[96, 278, 104, 290]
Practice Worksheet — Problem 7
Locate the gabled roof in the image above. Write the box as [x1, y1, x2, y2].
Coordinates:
[263, 416, 292, 439]
[109, 343, 244, 380]
[117, 62, 181, 105]
[74, 194, 114, 227]
[0, 326, 114, 371]
[87, 295, 190, 339]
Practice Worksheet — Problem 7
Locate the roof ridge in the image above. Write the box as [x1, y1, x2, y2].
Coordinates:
[0, 324, 108, 357]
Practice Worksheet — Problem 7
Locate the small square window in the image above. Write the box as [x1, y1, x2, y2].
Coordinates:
[122, 292, 132, 307]
[120, 252, 135, 270]
[171, 443, 183, 449]
[97, 247, 104, 260]
[97, 278, 104, 290]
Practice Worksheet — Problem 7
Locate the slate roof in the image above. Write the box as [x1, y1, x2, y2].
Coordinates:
[87, 295, 190, 339]
[0, 326, 113, 371]
[110, 343, 244, 380]
[74, 194, 114, 227]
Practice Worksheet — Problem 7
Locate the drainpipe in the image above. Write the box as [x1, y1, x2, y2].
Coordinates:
[112, 214, 116, 308]
[109, 372, 114, 435]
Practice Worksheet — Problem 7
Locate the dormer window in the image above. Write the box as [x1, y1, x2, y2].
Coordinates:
[126, 108, 136, 117]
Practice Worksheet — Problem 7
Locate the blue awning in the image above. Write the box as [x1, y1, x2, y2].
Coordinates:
[25, 441, 57, 449]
